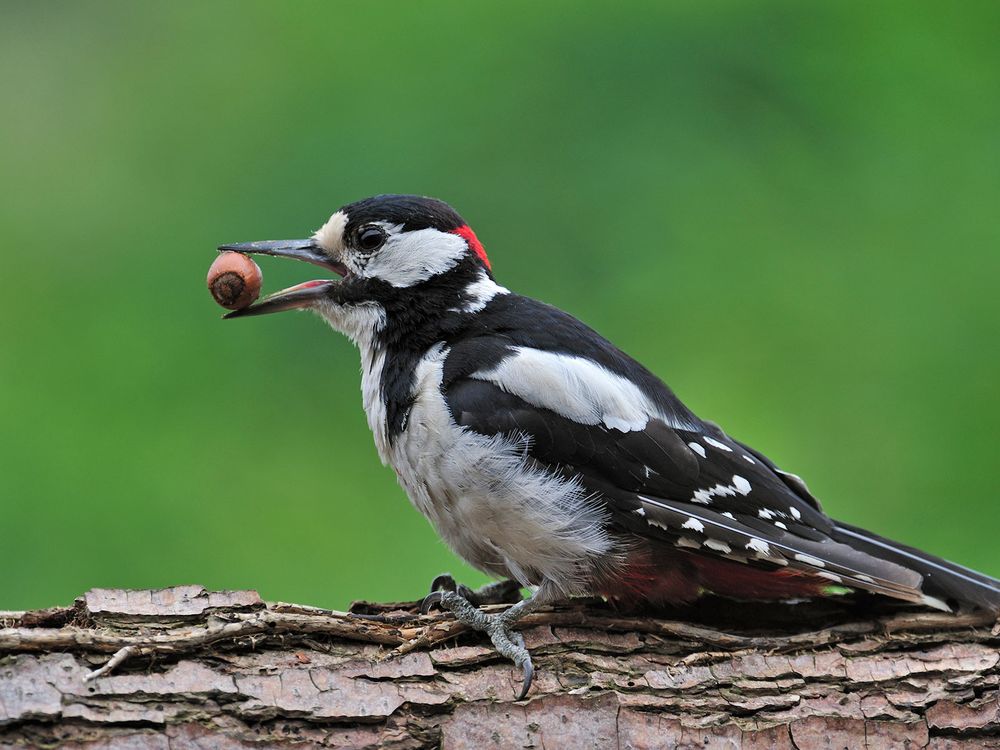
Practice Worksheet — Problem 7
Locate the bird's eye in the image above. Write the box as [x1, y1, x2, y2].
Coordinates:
[357, 225, 387, 253]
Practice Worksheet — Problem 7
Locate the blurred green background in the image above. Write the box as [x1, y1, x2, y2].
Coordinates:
[2, 1, 998, 611]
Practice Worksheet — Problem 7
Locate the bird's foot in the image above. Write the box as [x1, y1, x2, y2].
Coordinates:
[421, 588, 534, 699]
[426, 573, 523, 606]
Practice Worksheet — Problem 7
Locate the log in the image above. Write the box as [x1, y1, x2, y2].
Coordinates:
[2, 586, 999, 748]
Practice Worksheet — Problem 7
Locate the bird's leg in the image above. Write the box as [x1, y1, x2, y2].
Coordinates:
[422, 579, 556, 699]
[426, 573, 523, 606]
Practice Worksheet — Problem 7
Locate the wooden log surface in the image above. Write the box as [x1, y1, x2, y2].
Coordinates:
[2, 586, 1000, 748]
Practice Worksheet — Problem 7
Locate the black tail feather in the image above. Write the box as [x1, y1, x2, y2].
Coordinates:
[832, 521, 1000, 613]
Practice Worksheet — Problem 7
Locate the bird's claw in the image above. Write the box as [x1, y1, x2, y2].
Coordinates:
[420, 590, 445, 615]
[508, 629, 533, 700]
[518, 656, 534, 700]
[422, 589, 535, 699]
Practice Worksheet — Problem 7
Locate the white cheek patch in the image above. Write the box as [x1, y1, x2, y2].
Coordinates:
[471, 347, 660, 432]
[313, 210, 348, 254]
[363, 226, 468, 287]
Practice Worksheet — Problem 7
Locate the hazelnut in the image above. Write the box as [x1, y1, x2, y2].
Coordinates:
[207, 252, 262, 310]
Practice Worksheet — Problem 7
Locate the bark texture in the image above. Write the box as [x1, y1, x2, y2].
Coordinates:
[2, 586, 1000, 748]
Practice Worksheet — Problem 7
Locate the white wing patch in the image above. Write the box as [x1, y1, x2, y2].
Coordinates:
[471, 347, 678, 432]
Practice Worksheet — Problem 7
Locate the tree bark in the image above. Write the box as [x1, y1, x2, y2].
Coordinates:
[2, 586, 999, 748]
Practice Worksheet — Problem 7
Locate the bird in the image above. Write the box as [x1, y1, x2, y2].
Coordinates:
[220, 194, 1000, 699]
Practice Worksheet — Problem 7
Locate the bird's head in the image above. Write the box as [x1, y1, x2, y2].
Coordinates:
[220, 194, 493, 327]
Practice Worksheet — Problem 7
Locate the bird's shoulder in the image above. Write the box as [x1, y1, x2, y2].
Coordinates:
[440, 293, 698, 429]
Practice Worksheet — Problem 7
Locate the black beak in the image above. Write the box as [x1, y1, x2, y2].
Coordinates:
[218, 239, 336, 269]
[216, 239, 347, 319]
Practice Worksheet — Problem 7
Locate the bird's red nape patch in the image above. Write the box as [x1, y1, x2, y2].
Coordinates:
[452, 224, 490, 270]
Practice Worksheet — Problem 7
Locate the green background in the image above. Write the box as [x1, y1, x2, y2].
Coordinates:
[2, 2, 998, 611]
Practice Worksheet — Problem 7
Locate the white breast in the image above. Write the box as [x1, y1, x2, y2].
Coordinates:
[365, 343, 617, 595]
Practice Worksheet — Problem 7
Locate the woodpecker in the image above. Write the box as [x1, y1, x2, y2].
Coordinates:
[221, 194, 1000, 698]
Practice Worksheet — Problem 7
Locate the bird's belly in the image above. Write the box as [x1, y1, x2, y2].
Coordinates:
[383, 393, 616, 594]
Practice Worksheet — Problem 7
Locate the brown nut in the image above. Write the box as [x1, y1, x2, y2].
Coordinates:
[207, 252, 262, 310]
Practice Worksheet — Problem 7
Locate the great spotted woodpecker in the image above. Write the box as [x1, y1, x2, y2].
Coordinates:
[222, 194, 1000, 698]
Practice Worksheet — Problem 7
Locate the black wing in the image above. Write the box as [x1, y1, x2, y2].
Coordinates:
[440, 295, 1000, 611]
[445, 375, 942, 604]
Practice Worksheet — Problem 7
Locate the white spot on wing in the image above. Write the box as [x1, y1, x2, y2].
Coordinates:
[692, 472, 755, 505]
[721, 511, 735, 519]
[688, 441, 706, 458]
[817, 571, 842, 582]
[793, 553, 825, 568]
[746, 538, 771, 556]
[704, 436, 732, 452]
[704, 539, 732, 554]
[789, 507, 801, 520]
[742, 454, 756, 464]
[774, 521, 788, 530]
[681, 518, 705, 533]
[692, 483, 738, 505]
[634, 507, 646, 517]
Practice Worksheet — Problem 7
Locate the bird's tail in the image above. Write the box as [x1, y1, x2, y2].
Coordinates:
[831, 521, 1000, 613]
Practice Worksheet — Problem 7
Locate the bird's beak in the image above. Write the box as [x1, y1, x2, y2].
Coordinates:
[216, 239, 347, 319]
